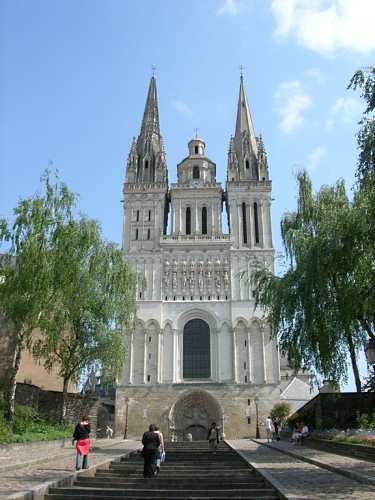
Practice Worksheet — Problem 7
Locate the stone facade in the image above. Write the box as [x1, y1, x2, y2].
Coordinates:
[116, 75, 311, 440]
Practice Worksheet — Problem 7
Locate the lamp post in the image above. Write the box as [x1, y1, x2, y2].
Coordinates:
[254, 396, 260, 439]
[365, 339, 375, 374]
[123, 397, 129, 439]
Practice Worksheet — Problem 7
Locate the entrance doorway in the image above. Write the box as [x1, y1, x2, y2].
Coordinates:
[169, 389, 222, 441]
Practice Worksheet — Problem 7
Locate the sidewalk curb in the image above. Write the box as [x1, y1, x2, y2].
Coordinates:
[226, 440, 293, 500]
[253, 439, 375, 488]
[0, 438, 125, 474]
[5, 442, 138, 500]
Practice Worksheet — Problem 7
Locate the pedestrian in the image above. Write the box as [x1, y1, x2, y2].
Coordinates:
[154, 425, 165, 475]
[72, 415, 91, 470]
[273, 419, 280, 441]
[141, 424, 160, 478]
[207, 422, 219, 453]
[265, 415, 273, 443]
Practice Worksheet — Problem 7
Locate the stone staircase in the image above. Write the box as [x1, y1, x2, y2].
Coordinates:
[45, 441, 280, 499]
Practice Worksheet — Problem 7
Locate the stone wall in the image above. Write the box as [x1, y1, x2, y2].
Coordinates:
[116, 382, 280, 440]
[15, 383, 101, 434]
[291, 392, 375, 429]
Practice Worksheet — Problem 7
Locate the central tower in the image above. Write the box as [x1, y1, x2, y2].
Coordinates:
[117, 74, 310, 440]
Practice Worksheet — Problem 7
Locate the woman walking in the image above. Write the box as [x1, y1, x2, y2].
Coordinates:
[154, 425, 165, 475]
[72, 416, 91, 470]
[207, 422, 219, 454]
[141, 424, 160, 478]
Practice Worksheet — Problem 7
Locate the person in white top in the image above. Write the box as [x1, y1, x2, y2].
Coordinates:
[265, 416, 273, 443]
[154, 425, 165, 474]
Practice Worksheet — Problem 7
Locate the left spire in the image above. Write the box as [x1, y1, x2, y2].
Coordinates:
[140, 75, 160, 139]
[125, 75, 168, 186]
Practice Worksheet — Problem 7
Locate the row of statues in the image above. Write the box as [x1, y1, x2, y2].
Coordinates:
[163, 258, 230, 291]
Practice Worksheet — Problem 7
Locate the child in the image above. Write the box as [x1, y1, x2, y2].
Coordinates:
[72, 416, 91, 470]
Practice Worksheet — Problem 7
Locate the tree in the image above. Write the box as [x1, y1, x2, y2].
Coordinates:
[33, 216, 136, 422]
[0, 171, 76, 421]
[252, 171, 366, 390]
[0, 170, 137, 422]
[251, 67, 375, 391]
[270, 402, 292, 425]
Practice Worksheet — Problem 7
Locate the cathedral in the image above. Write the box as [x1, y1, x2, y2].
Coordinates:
[115, 74, 312, 440]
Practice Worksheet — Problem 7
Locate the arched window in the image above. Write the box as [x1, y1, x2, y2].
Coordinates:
[145, 160, 149, 169]
[242, 202, 248, 244]
[245, 159, 250, 169]
[194, 146, 199, 154]
[136, 210, 139, 222]
[193, 166, 200, 179]
[186, 207, 191, 235]
[183, 319, 210, 379]
[202, 206, 207, 234]
[254, 202, 260, 244]
[148, 210, 151, 221]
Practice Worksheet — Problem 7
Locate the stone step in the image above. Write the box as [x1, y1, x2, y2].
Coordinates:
[95, 472, 258, 479]
[46, 496, 278, 500]
[75, 479, 266, 489]
[47, 487, 278, 498]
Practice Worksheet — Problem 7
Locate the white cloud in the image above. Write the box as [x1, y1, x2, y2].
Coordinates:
[325, 96, 362, 129]
[172, 100, 193, 116]
[271, 0, 375, 55]
[217, 0, 240, 16]
[307, 145, 327, 171]
[274, 80, 312, 134]
[304, 68, 324, 85]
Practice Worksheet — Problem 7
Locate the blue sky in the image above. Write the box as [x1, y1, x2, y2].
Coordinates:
[1, 0, 374, 390]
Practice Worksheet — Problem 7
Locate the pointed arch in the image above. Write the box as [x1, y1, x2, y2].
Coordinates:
[186, 206, 191, 235]
[202, 206, 207, 235]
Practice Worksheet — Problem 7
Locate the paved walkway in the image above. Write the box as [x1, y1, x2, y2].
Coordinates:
[0, 439, 139, 498]
[258, 438, 375, 486]
[229, 439, 375, 499]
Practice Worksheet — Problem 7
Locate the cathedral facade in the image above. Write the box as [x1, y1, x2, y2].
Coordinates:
[116, 75, 310, 440]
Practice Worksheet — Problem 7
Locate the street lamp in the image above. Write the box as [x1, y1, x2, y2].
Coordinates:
[254, 396, 260, 439]
[365, 339, 375, 373]
[123, 397, 129, 439]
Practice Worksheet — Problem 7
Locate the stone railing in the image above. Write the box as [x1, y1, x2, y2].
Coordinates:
[161, 233, 231, 242]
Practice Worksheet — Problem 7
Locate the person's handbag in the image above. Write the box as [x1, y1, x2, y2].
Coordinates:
[161, 451, 166, 463]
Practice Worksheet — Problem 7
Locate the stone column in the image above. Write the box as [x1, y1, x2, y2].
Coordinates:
[232, 328, 238, 383]
[172, 328, 178, 383]
[261, 325, 267, 383]
[195, 199, 199, 233]
[143, 330, 148, 384]
[127, 331, 134, 384]
[247, 330, 252, 383]
[157, 327, 163, 384]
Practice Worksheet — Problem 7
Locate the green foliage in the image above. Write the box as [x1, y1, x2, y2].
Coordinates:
[0, 169, 137, 422]
[356, 411, 375, 431]
[252, 67, 375, 391]
[270, 402, 292, 424]
[0, 400, 72, 444]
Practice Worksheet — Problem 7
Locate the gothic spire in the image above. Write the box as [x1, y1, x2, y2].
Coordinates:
[234, 75, 258, 157]
[140, 76, 160, 139]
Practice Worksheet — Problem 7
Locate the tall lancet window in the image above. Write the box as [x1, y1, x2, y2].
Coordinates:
[193, 166, 200, 179]
[186, 207, 191, 235]
[242, 202, 248, 244]
[183, 319, 210, 379]
[202, 206, 207, 235]
[254, 202, 260, 244]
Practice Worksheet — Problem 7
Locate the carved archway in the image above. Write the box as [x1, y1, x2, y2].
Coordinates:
[169, 389, 222, 441]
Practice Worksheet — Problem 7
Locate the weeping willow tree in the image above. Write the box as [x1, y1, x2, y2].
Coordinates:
[253, 68, 375, 392]
[253, 171, 366, 390]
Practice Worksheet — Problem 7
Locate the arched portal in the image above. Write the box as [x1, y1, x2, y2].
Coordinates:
[169, 389, 222, 441]
[183, 319, 210, 379]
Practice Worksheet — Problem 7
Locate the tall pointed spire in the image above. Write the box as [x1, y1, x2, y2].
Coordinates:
[234, 75, 258, 157]
[125, 75, 168, 186]
[140, 76, 160, 139]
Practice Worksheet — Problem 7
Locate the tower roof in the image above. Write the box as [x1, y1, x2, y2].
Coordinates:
[234, 75, 258, 156]
[140, 76, 160, 138]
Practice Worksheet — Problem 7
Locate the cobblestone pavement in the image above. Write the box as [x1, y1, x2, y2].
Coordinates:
[0, 439, 139, 498]
[229, 439, 375, 499]
[262, 439, 375, 485]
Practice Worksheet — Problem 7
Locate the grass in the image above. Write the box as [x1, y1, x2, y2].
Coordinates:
[0, 400, 72, 444]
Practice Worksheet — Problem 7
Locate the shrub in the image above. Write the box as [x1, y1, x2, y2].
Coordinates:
[270, 402, 292, 425]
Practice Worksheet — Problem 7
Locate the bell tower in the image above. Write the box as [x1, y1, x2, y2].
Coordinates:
[226, 75, 272, 251]
[123, 76, 169, 255]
